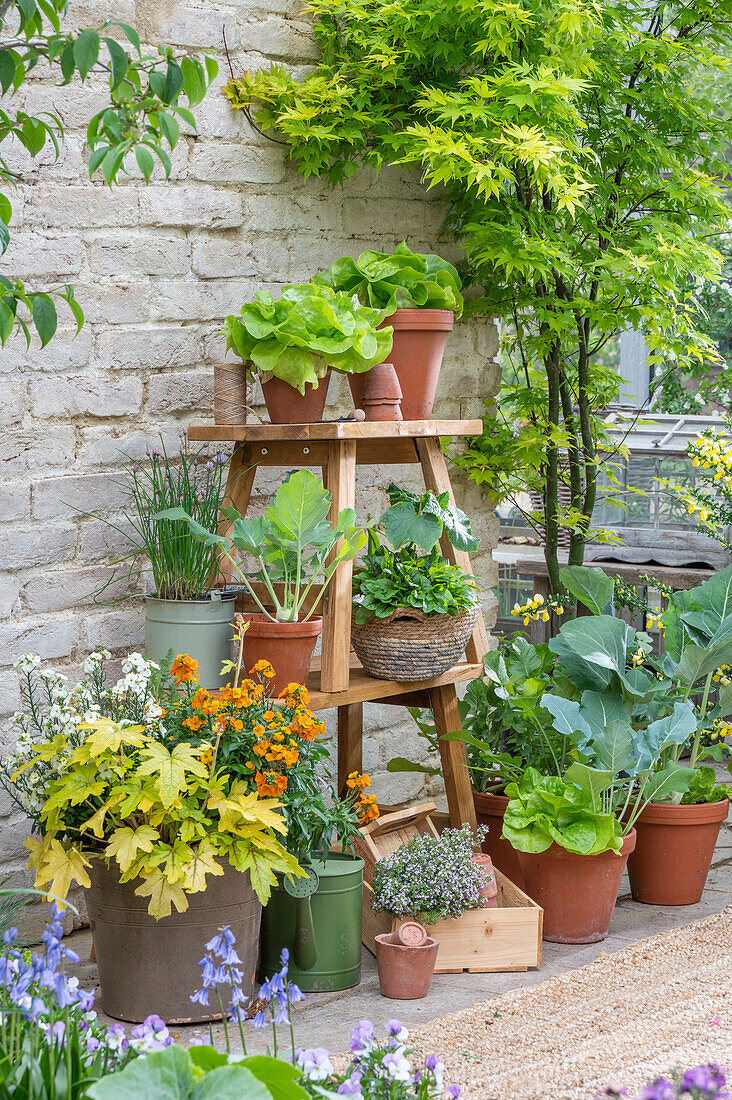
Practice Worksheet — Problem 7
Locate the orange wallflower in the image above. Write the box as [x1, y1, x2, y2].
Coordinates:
[263, 710, 275, 721]
[357, 792, 379, 824]
[183, 715, 204, 731]
[253, 724, 266, 737]
[171, 654, 200, 683]
[346, 771, 371, 791]
[253, 740, 271, 758]
[255, 770, 287, 796]
[228, 717, 244, 732]
[279, 683, 310, 707]
[191, 688, 210, 710]
[251, 660, 276, 679]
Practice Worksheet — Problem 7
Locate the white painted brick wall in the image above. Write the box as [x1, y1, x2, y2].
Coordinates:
[0, 0, 501, 883]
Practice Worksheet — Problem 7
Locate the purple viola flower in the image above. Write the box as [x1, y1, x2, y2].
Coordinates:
[350, 1019, 375, 1053]
[638, 1082, 675, 1100]
[296, 1048, 333, 1082]
[385, 1018, 408, 1044]
[681, 1065, 727, 1094]
[446, 1087, 461, 1099]
[337, 1072, 363, 1096]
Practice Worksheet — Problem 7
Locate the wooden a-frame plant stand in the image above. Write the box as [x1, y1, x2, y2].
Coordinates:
[187, 418, 489, 829]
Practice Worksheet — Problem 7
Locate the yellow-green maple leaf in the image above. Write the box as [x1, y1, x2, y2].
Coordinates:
[80, 719, 146, 758]
[182, 838, 224, 893]
[106, 825, 159, 873]
[137, 742, 209, 808]
[32, 840, 91, 901]
[134, 868, 189, 919]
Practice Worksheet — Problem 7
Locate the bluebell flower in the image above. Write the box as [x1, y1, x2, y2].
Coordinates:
[288, 982, 305, 1005]
[250, 1011, 267, 1029]
[3, 929, 17, 946]
[190, 988, 209, 1006]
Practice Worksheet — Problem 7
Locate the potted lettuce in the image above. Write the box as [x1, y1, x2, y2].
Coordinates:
[315, 242, 463, 419]
[223, 283, 393, 424]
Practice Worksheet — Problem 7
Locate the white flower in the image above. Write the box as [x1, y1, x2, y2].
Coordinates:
[296, 1048, 333, 1082]
[15, 655, 41, 673]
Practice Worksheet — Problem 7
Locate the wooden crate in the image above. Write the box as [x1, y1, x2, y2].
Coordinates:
[356, 803, 543, 974]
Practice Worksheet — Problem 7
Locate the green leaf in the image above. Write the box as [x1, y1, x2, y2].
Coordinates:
[549, 615, 635, 693]
[73, 29, 100, 80]
[386, 756, 441, 776]
[116, 22, 141, 54]
[31, 294, 57, 347]
[135, 145, 155, 182]
[0, 301, 15, 345]
[181, 56, 204, 106]
[564, 762, 614, 804]
[559, 565, 614, 616]
[188, 1048, 228, 1073]
[631, 702, 697, 774]
[87, 1044, 193, 1100]
[382, 501, 443, 551]
[240, 1055, 310, 1100]
[0, 52, 16, 95]
[192, 1066, 272, 1100]
[104, 37, 129, 89]
[0, 193, 12, 226]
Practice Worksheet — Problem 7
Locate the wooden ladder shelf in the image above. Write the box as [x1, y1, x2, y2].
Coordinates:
[187, 418, 489, 829]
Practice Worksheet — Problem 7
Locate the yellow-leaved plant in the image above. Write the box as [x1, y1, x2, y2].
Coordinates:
[23, 717, 304, 918]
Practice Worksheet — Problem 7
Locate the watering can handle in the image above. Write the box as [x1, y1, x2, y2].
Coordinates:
[294, 897, 318, 971]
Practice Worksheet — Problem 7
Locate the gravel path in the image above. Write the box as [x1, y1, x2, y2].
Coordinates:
[409, 906, 732, 1100]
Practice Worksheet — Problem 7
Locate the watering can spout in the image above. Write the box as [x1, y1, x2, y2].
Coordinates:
[293, 897, 318, 971]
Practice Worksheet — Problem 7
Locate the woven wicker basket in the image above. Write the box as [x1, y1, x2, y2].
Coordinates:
[351, 605, 479, 682]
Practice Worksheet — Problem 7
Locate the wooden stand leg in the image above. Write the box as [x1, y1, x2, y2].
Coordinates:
[218, 444, 257, 584]
[416, 437, 489, 665]
[430, 682, 477, 830]
[338, 702, 363, 797]
[321, 440, 357, 692]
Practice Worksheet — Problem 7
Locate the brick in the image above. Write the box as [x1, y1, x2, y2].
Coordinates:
[32, 473, 126, 520]
[147, 370, 213, 415]
[0, 525, 77, 571]
[0, 616, 78, 666]
[246, 16, 317, 60]
[191, 233, 291, 279]
[147, 278, 258, 323]
[16, 79, 109, 132]
[0, 328, 92, 376]
[78, 282, 154, 326]
[0, 485, 31, 523]
[25, 185, 139, 230]
[243, 192, 340, 233]
[139, 187, 242, 229]
[88, 232, 190, 277]
[80, 426, 183, 467]
[0, 381, 25, 424]
[0, 577, 20, 618]
[83, 607, 145, 652]
[94, 326, 202, 372]
[63, 0, 135, 29]
[29, 376, 142, 419]
[22, 566, 140, 613]
[189, 143, 286, 185]
[78, 516, 137, 562]
[0, 669, 21, 718]
[0, 428, 75, 476]
[151, 8, 240, 49]
[0, 234, 83, 278]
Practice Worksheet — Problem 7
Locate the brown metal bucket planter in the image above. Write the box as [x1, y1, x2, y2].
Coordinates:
[349, 309, 453, 420]
[626, 798, 729, 905]
[473, 788, 526, 892]
[239, 614, 322, 696]
[85, 860, 262, 1024]
[516, 830, 636, 944]
[261, 369, 331, 423]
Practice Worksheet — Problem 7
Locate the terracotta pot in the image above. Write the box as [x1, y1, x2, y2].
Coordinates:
[86, 860, 261, 1024]
[375, 932, 439, 999]
[348, 309, 454, 420]
[261, 369, 331, 424]
[361, 362, 403, 421]
[472, 788, 526, 891]
[626, 799, 729, 905]
[517, 830, 636, 944]
[471, 853, 498, 908]
[239, 614, 322, 695]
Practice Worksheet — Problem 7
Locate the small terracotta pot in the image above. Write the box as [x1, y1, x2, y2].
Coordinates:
[626, 799, 729, 905]
[261, 369, 331, 424]
[239, 614, 322, 696]
[471, 853, 498, 908]
[473, 788, 526, 891]
[348, 309, 453, 420]
[360, 362, 402, 421]
[375, 932, 439, 999]
[517, 830, 636, 944]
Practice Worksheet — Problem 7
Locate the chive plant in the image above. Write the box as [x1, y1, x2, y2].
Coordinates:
[94, 437, 230, 601]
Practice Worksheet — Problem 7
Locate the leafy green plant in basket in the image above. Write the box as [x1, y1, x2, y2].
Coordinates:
[158, 469, 366, 624]
[224, 283, 393, 394]
[314, 241, 463, 317]
[352, 483, 480, 624]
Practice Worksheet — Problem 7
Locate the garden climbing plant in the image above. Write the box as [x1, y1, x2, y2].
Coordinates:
[0, 0, 216, 348]
[227, 0, 732, 592]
